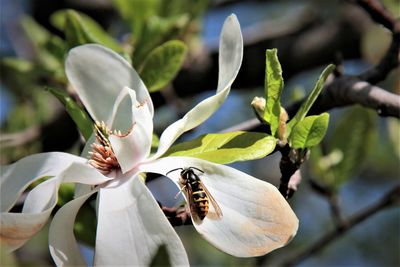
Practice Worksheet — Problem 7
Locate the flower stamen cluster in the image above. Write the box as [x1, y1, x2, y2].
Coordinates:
[88, 121, 119, 174]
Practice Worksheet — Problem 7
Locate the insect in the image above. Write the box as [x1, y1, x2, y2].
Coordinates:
[166, 167, 223, 221]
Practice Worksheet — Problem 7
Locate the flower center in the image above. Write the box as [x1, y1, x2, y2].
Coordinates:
[88, 121, 120, 175]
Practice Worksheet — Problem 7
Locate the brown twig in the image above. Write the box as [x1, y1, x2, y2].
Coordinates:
[354, 0, 400, 84]
[278, 145, 300, 198]
[354, 0, 398, 31]
[286, 79, 400, 118]
[280, 185, 400, 267]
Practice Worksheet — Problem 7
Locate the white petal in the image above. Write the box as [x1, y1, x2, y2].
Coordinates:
[108, 86, 135, 133]
[94, 175, 189, 266]
[76, 134, 97, 198]
[65, 44, 154, 126]
[58, 162, 112, 185]
[0, 152, 85, 212]
[109, 86, 153, 133]
[140, 157, 299, 257]
[1, 161, 110, 252]
[150, 15, 243, 159]
[108, 87, 153, 173]
[0, 177, 58, 252]
[109, 123, 151, 173]
[49, 190, 96, 266]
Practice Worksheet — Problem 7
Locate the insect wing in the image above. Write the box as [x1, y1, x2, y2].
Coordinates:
[200, 180, 223, 219]
[182, 182, 201, 221]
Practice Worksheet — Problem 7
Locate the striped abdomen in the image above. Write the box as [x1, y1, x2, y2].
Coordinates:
[190, 180, 209, 220]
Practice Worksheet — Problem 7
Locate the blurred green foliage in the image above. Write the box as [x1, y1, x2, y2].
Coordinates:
[310, 107, 375, 190]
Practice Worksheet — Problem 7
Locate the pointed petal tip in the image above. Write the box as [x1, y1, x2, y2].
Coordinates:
[224, 13, 240, 30]
[227, 13, 238, 22]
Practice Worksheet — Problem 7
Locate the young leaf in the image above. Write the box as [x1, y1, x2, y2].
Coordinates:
[286, 64, 335, 136]
[139, 40, 187, 92]
[51, 9, 123, 52]
[263, 49, 283, 137]
[163, 131, 276, 164]
[47, 87, 93, 140]
[289, 113, 330, 149]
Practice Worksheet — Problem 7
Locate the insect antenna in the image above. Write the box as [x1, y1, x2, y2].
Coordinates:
[166, 168, 184, 175]
[188, 167, 204, 173]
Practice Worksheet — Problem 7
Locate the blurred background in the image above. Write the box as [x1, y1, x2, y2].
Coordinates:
[0, 0, 399, 266]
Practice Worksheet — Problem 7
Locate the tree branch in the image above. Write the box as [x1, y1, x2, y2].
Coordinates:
[280, 184, 400, 266]
[286, 79, 400, 118]
[354, 0, 400, 84]
[354, 0, 398, 31]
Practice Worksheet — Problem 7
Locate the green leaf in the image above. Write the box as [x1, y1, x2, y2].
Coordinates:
[328, 107, 375, 187]
[113, 0, 161, 43]
[139, 40, 187, 92]
[47, 87, 93, 140]
[164, 131, 276, 164]
[51, 9, 123, 52]
[287, 64, 335, 136]
[20, 16, 51, 46]
[263, 49, 283, 137]
[289, 113, 330, 149]
[131, 14, 189, 66]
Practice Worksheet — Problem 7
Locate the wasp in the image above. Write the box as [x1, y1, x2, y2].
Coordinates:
[166, 167, 223, 221]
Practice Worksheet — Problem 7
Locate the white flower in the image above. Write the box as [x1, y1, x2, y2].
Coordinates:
[0, 15, 298, 266]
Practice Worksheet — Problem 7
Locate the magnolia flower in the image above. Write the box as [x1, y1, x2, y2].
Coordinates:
[0, 15, 298, 266]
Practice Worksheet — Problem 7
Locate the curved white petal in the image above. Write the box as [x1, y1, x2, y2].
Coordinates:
[58, 162, 113, 185]
[65, 44, 154, 127]
[108, 86, 135, 133]
[109, 86, 153, 134]
[94, 174, 189, 266]
[0, 152, 85, 212]
[150, 15, 243, 159]
[139, 157, 299, 257]
[108, 87, 153, 173]
[49, 190, 97, 266]
[76, 134, 98, 198]
[1, 162, 110, 252]
[0, 177, 58, 252]
[109, 123, 151, 173]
